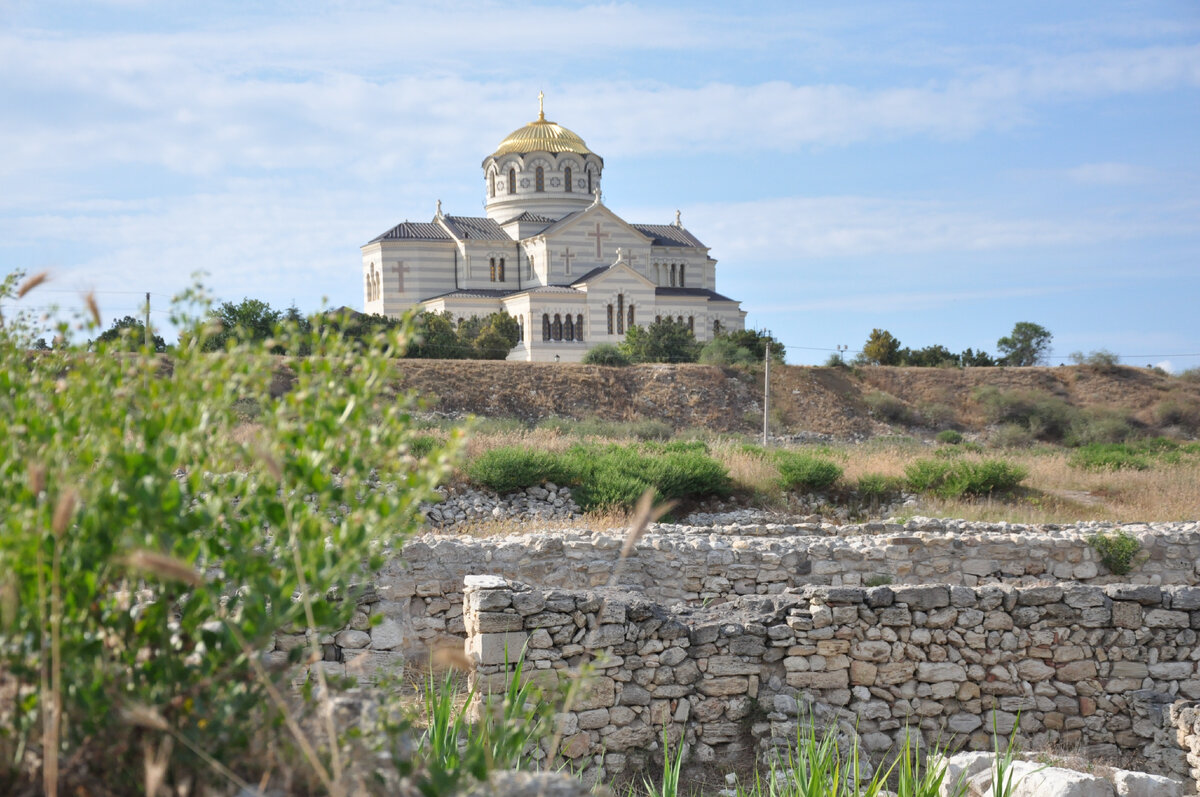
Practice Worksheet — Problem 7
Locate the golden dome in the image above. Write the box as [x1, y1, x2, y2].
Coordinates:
[492, 94, 593, 157]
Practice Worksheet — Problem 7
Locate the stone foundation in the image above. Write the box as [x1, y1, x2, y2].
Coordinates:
[275, 520, 1200, 670]
[463, 576, 1200, 787]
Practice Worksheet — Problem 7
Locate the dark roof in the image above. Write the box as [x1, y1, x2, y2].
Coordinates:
[367, 221, 452, 244]
[504, 211, 555, 224]
[655, 287, 737, 302]
[441, 215, 508, 240]
[535, 209, 586, 238]
[633, 224, 706, 248]
[423, 288, 518, 301]
[569, 265, 609, 285]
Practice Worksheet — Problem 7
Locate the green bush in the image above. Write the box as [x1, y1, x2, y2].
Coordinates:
[856, 473, 904, 498]
[536, 416, 674, 441]
[1155, 395, 1200, 433]
[936, 429, 964, 445]
[1066, 410, 1136, 446]
[698, 336, 757, 366]
[989, 423, 1036, 449]
[1090, 530, 1142, 575]
[904, 458, 1027, 498]
[775, 451, 843, 492]
[864, 390, 919, 425]
[467, 447, 574, 493]
[975, 387, 1076, 442]
[561, 444, 731, 509]
[582, 343, 631, 366]
[0, 275, 448, 792]
[918, 402, 956, 429]
[1068, 444, 1151, 472]
[409, 434, 439, 459]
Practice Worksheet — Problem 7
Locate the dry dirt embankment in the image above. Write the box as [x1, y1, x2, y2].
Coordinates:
[384, 361, 1199, 439]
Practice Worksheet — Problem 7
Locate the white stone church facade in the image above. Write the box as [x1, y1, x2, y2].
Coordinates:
[361, 98, 746, 362]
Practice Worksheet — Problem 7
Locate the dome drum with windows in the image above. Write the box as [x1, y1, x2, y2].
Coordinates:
[360, 95, 746, 363]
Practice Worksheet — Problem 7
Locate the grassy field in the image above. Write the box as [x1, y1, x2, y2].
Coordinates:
[417, 420, 1200, 525]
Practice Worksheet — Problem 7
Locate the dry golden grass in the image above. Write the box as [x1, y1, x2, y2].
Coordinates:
[456, 428, 1199, 525]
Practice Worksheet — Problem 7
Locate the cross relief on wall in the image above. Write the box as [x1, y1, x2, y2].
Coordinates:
[392, 262, 411, 293]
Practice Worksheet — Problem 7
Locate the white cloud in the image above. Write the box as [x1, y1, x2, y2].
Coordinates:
[1156, 359, 1176, 373]
[1066, 162, 1152, 185]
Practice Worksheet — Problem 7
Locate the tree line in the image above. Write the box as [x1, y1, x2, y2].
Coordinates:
[848, 322, 1053, 367]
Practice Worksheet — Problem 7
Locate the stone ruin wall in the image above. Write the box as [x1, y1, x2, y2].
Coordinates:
[272, 520, 1200, 672]
[463, 576, 1200, 791]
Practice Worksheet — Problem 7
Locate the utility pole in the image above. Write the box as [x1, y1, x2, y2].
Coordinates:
[144, 292, 151, 350]
[763, 341, 770, 447]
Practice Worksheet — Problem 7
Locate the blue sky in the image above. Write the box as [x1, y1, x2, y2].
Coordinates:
[2, 1, 1198, 367]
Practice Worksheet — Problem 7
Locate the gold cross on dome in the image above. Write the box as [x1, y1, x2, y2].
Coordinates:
[538, 91, 545, 120]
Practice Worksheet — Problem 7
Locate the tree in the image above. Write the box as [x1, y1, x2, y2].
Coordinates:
[960, 347, 996, 367]
[582, 343, 631, 366]
[464, 312, 520, 360]
[405, 311, 466, 358]
[699, 337, 758, 366]
[619, 318, 701, 363]
[997, 322, 1052, 366]
[901, 344, 959, 368]
[91, 315, 167, 352]
[201, 298, 283, 351]
[860, 329, 902, 365]
[715, 328, 786, 363]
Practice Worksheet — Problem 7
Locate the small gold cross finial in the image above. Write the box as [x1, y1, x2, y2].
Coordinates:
[537, 91, 545, 120]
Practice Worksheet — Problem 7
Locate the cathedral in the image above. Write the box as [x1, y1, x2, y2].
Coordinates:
[361, 96, 746, 362]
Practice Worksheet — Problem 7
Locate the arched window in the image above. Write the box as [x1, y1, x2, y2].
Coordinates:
[688, 316, 694, 334]
[679, 264, 686, 287]
[617, 294, 624, 334]
[677, 316, 683, 325]
[518, 316, 524, 342]
[535, 166, 544, 192]
[564, 314, 574, 340]
[713, 319, 722, 336]
[508, 168, 516, 194]
[588, 170, 593, 195]
[498, 257, 505, 282]
[489, 172, 496, 198]
[670, 264, 677, 287]
[607, 305, 613, 335]
[628, 304, 634, 329]
[553, 314, 562, 341]
[543, 314, 551, 341]
[564, 167, 572, 192]
[489, 258, 496, 282]
[576, 314, 584, 341]
[655, 315, 661, 324]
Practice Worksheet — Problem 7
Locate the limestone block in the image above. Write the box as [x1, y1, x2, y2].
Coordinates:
[991, 762, 1115, 797]
[940, 752, 995, 796]
[1109, 770, 1182, 797]
[1145, 609, 1190, 629]
[786, 670, 849, 690]
[573, 676, 616, 711]
[707, 656, 761, 676]
[334, 629, 371, 650]
[560, 732, 592, 759]
[467, 631, 529, 666]
[602, 725, 654, 751]
[699, 676, 750, 696]
[577, 708, 610, 730]
[1112, 602, 1143, 629]
[583, 624, 626, 648]
[1016, 659, 1056, 682]
[851, 640, 892, 662]
[1149, 661, 1194, 680]
[475, 611, 524, 632]
[892, 585, 950, 610]
[850, 660, 878, 686]
[916, 662, 966, 683]
[1105, 585, 1162, 605]
[877, 661, 917, 685]
[370, 618, 405, 651]
[1110, 661, 1149, 679]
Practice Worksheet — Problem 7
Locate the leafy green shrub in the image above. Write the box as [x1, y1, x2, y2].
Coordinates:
[975, 387, 1077, 442]
[0, 276, 448, 792]
[537, 416, 673, 441]
[467, 447, 574, 493]
[936, 430, 964, 445]
[904, 458, 1027, 498]
[1070, 349, 1121, 372]
[562, 444, 731, 509]
[856, 473, 903, 498]
[775, 451, 843, 492]
[1089, 530, 1143, 575]
[698, 336, 758, 366]
[582, 343, 631, 366]
[865, 390, 919, 425]
[918, 402, 956, 429]
[409, 434, 439, 459]
[1155, 395, 1200, 433]
[1068, 444, 1151, 472]
[989, 423, 1036, 449]
[1066, 410, 1136, 446]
